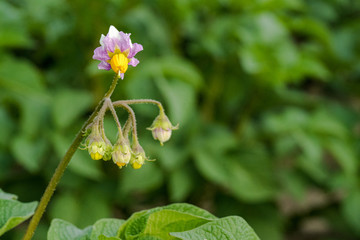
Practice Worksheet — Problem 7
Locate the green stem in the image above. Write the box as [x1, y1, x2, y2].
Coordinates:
[113, 99, 164, 113]
[96, 99, 111, 140]
[114, 103, 139, 143]
[104, 74, 120, 98]
[22, 74, 119, 240]
[122, 117, 132, 138]
[105, 98, 123, 137]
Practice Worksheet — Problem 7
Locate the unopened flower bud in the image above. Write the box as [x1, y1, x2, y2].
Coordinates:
[87, 137, 107, 160]
[147, 112, 178, 146]
[112, 139, 131, 168]
[102, 141, 113, 161]
[130, 143, 146, 169]
[83, 120, 113, 161]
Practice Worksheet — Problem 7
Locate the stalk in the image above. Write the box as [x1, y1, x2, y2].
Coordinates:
[22, 75, 119, 240]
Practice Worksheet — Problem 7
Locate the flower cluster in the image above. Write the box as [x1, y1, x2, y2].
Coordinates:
[83, 108, 177, 170]
[93, 25, 143, 79]
[85, 26, 178, 170]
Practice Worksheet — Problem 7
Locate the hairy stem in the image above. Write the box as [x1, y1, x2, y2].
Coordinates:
[105, 98, 123, 137]
[113, 99, 164, 113]
[122, 117, 132, 138]
[114, 103, 139, 143]
[22, 74, 119, 240]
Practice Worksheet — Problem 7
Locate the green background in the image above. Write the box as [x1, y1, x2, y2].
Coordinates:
[0, 0, 359, 239]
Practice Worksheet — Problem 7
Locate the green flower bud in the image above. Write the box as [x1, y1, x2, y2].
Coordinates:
[112, 139, 131, 168]
[85, 122, 112, 160]
[87, 136, 107, 160]
[147, 112, 178, 146]
[130, 143, 146, 169]
[102, 141, 113, 161]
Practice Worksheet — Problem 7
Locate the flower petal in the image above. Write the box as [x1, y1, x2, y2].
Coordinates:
[129, 57, 139, 67]
[93, 46, 110, 61]
[118, 31, 132, 52]
[99, 34, 106, 45]
[128, 43, 143, 58]
[102, 35, 118, 53]
[98, 61, 111, 70]
[108, 25, 120, 39]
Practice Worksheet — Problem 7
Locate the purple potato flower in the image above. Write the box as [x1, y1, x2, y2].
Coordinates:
[93, 25, 143, 79]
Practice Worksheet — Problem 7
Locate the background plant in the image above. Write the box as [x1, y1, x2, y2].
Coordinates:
[0, 0, 359, 239]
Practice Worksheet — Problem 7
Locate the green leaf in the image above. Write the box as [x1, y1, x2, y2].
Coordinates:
[0, 189, 37, 236]
[168, 168, 193, 202]
[193, 150, 229, 186]
[154, 77, 196, 125]
[293, 131, 322, 162]
[144, 210, 211, 238]
[24, 0, 66, 24]
[160, 204, 217, 220]
[309, 110, 348, 139]
[0, 56, 49, 137]
[52, 89, 93, 129]
[201, 125, 238, 154]
[249, 13, 288, 44]
[98, 236, 121, 240]
[293, 131, 328, 183]
[170, 216, 260, 240]
[47, 219, 92, 240]
[325, 139, 357, 176]
[118, 203, 217, 239]
[0, 56, 44, 95]
[90, 218, 124, 240]
[159, 57, 204, 89]
[19, 97, 48, 137]
[297, 54, 329, 80]
[11, 134, 47, 172]
[194, 147, 275, 202]
[123, 6, 172, 54]
[289, 16, 331, 46]
[0, 2, 32, 47]
[120, 210, 212, 239]
[228, 160, 275, 202]
[0, 189, 17, 200]
[263, 108, 309, 134]
[297, 155, 328, 183]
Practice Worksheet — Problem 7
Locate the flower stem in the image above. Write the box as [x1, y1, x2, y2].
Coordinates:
[113, 99, 164, 113]
[112, 99, 165, 144]
[114, 103, 139, 143]
[122, 117, 132, 138]
[22, 74, 119, 240]
[105, 98, 123, 137]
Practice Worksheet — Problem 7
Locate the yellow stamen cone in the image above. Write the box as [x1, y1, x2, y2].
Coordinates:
[132, 162, 142, 169]
[110, 53, 129, 74]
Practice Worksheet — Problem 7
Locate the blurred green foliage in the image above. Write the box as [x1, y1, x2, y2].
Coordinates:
[0, 0, 359, 239]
